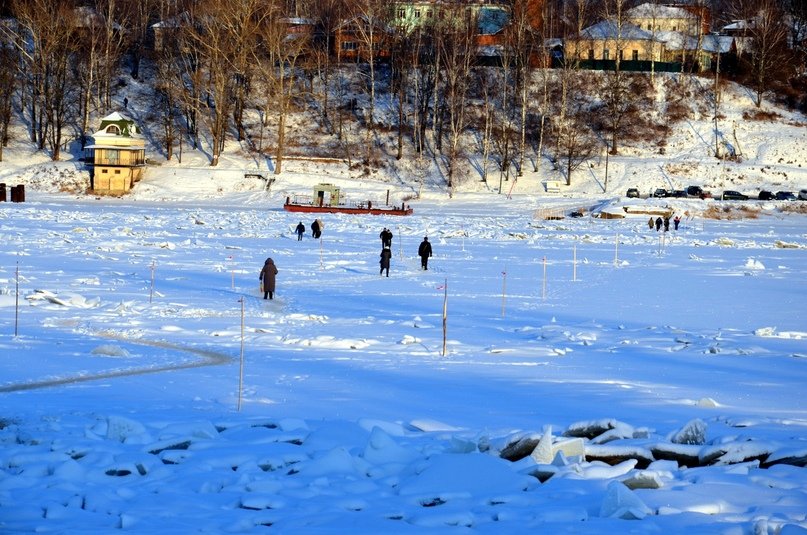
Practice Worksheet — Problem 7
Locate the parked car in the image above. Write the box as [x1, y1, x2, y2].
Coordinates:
[670, 190, 687, 198]
[686, 185, 711, 199]
[758, 190, 774, 200]
[721, 190, 748, 201]
[626, 188, 640, 198]
[775, 191, 796, 201]
[799, 189, 807, 200]
[652, 188, 668, 198]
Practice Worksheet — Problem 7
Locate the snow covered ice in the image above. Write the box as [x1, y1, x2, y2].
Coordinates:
[1, 178, 806, 534]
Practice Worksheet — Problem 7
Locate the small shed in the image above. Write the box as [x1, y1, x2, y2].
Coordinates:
[312, 183, 342, 207]
[84, 112, 146, 194]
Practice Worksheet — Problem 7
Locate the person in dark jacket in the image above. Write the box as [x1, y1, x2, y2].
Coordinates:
[655, 217, 663, 231]
[418, 237, 432, 270]
[311, 219, 322, 239]
[674, 215, 681, 230]
[663, 216, 670, 232]
[380, 227, 393, 248]
[648, 217, 654, 230]
[379, 246, 391, 277]
[295, 221, 305, 241]
[259, 258, 278, 300]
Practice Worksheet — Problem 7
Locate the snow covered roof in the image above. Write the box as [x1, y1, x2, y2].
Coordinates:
[92, 112, 144, 139]
[627, 3, 697, 20]
[580, 20, 655, 41]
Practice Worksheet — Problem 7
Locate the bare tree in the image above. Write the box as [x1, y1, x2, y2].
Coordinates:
[434, 5, 475, 194]
[0, 42, 16, 161]
[121, 0, 158, 80]
[598, 0, 632, 155]
[501, 0, 539, 178]
[743, 0, 791, 107]
[351, 0, 390, 167]
[255, 7, 310, 174]
[12, 0, 78, 160]
[181, 0, 264, 166]
[94, 0, 127, 112]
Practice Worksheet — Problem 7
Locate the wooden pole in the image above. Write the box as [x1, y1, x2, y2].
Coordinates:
[14, 262, 19, 337]
[501, 268, 507, 317]
[442, 279, 448, 357]
[149, 260, 156, 303]
[542, 256, 547, 301]
[614, 234, 619, 266]
[229, 255, 235, 290]
[237, 297, 245, 411]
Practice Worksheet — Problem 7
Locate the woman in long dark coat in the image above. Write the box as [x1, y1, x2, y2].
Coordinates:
[260, 258, 278, 299]
[379, 247, 391, 277]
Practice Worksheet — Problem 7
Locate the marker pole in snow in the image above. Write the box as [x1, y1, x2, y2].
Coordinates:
[229, 255, 235, 290]
[614, 234, 619, 266]
[238, 297, 245, 411]
[441, 279, 448, 357]
[573, 243, 577, 282]
[501, 269, 507, 317]
[149, 260, 156, 303]
[542, 256, 547, 301]
[320, 237, 323, 270]
[14, 261, 19, 337]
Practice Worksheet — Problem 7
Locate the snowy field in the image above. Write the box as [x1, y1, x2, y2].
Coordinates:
[1, 182, 806, 534]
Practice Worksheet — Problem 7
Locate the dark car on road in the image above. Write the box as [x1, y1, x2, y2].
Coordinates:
[652, 188, 668, 198]
[670, 190, 687, 198]
[722, 190, 748, 201]
[775, 191, 796, 201]
[626, 188, 640, 198]
[758, 190, 775, 200]
[686, 185, 712, 199]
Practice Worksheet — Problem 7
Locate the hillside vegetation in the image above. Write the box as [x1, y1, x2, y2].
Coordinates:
[1, 60, 806, 200]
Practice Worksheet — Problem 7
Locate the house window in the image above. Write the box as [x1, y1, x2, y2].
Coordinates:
[341, 41, 358, 51]
[414, 9, 420, 18]
[105, 124, 120, 135]
[101, 169, 108, 174]
[114, 169, 121, 174]
[603, 49, 610, 60]
[588, 49, 594, 60]
[426, 10, 432, 18]
[632, 50, 639, 61]
[619, 50, 624, 61]
[398, 8, 405, 18]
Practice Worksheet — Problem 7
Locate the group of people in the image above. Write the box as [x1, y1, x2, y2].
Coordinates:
[377, 228, 432, 275]
[295, 219, 324, 241]
[262, 227, 435, 297]
[648, 215, 681, 232]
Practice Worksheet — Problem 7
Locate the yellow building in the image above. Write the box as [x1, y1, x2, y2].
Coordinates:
[85, 112, 146, 194]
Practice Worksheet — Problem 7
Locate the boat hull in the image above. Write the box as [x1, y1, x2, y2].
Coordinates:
[283, 203, 413, 216]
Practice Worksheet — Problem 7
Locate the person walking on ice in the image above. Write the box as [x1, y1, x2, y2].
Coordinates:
[379, 246, 391, 277]
[311, 219, 322, 239]
[295, 221, 305, 241]
[418, 236, 432, 270]
[259, 257, 278, 300]
[380, 227, 393, 248]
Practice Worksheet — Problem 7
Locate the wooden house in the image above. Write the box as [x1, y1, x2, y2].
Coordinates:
[85, 112, 146, 194]
[334, 15, 392, 62]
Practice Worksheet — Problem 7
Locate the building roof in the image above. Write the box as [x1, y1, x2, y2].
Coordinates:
[580, 20, 657, 41]
[92, 112, 144, 140]
[627, 3, 697, 21]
